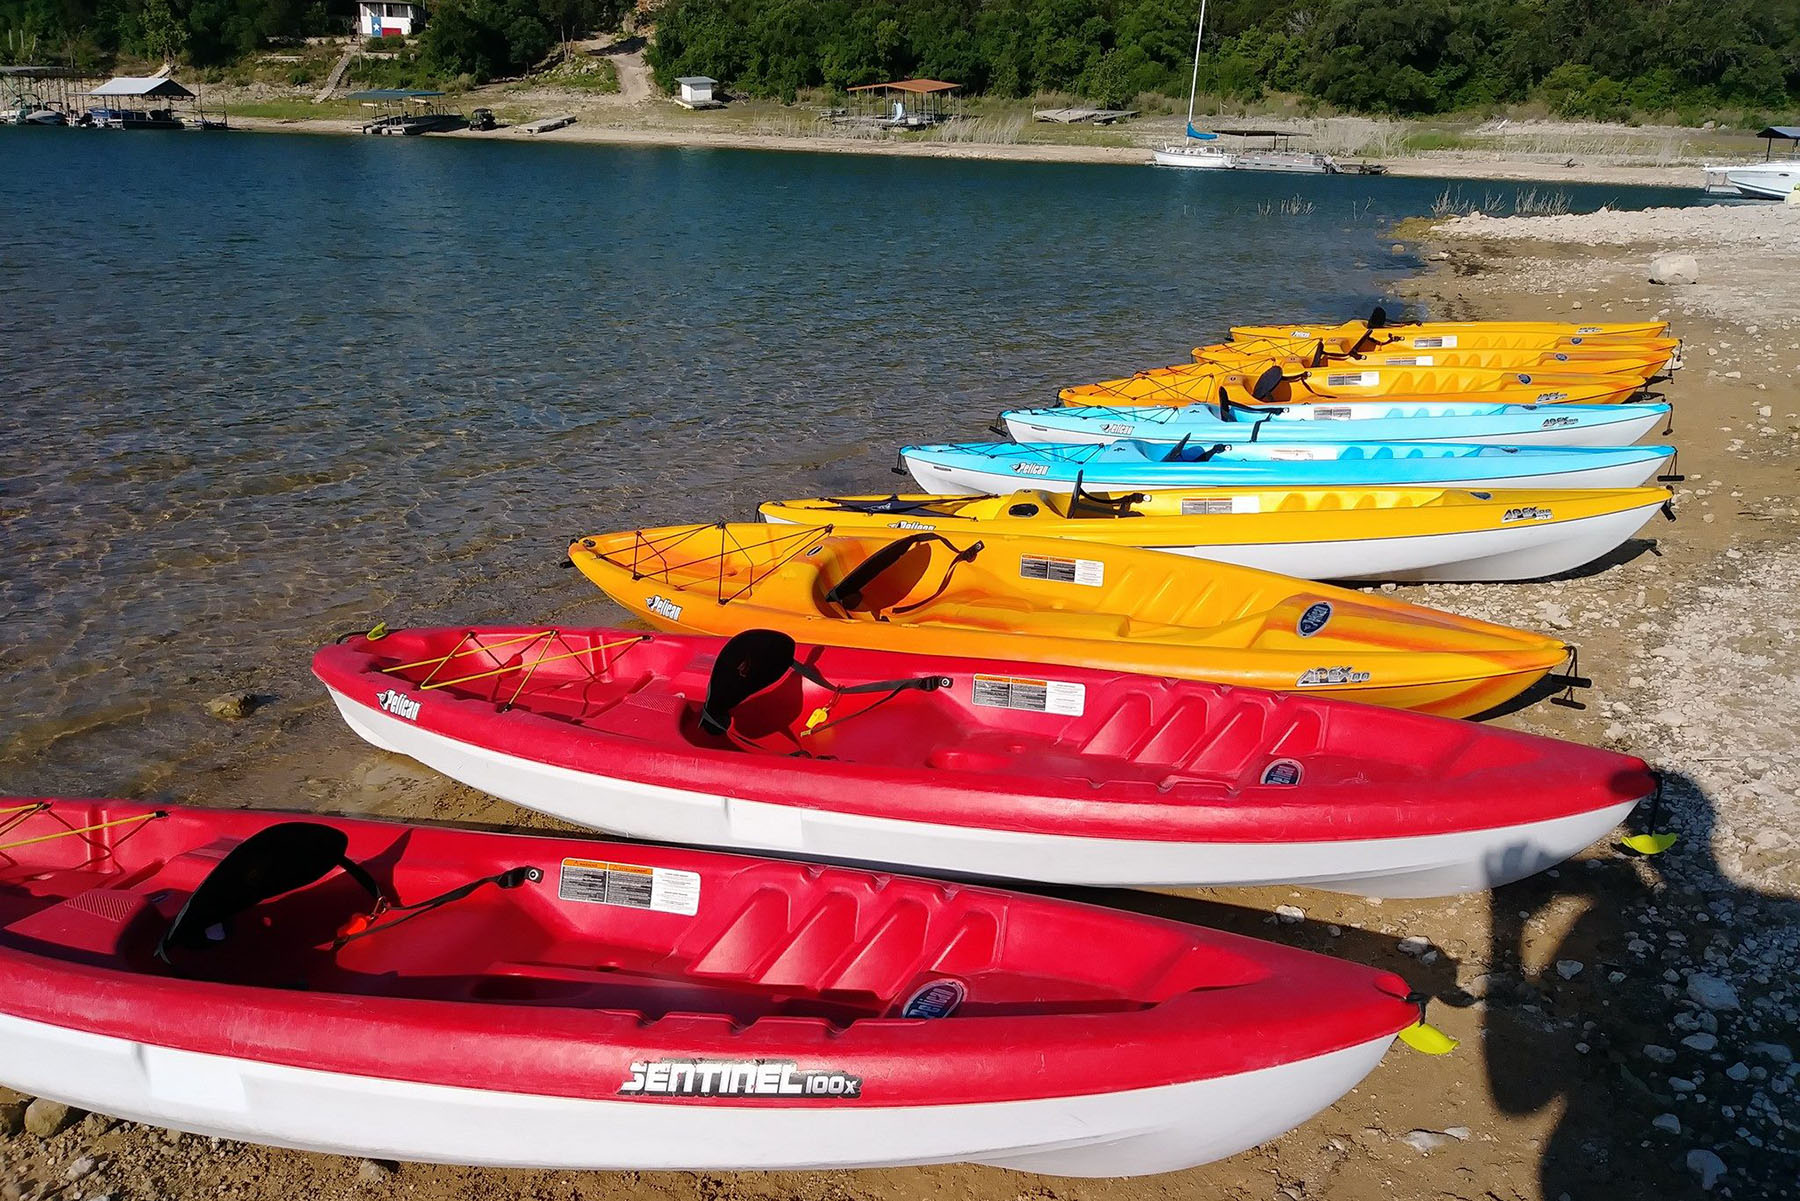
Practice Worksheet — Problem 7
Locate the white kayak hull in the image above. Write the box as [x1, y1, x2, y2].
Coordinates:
[327, 692, 1643, 898]
[903, 455, 1670, 498]
[1140, 500, 1666, 582]
[0, 1009, 1396, 1176]
[1002, 407, 1669, 449]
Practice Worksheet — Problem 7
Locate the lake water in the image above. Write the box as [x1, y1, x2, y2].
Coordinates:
[0, 129, 1698, 795]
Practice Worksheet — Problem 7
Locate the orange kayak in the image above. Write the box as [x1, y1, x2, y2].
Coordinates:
[568, 524, 1571, 718]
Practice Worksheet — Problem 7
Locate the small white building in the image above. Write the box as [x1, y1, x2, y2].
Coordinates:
[360, 2, 424, 38]
[674, 76, 720, 109]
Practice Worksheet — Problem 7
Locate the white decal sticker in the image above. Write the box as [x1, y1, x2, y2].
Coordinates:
[1296, 666, 1372, 687]
[1324, 371, 1381, 388]
[559, 857, 700, 916]
[1100, 422, 1136, 436]
[1501, 506, 1554, 523]
[972, 674, 1086, 716]
[890, 520, 937, 531]
[1011, 463, 1050, 476]
[1019, 555, 1104, 586]
[646, 595, 684, 622]
[1180, 495, 1261, 515]
[376, 689, 421, 721]
[620, 1059, 861, 1099]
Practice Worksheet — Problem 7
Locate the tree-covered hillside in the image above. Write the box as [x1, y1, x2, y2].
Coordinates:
[4, 0, 1795, 119]
[647, 0, 1800, 117]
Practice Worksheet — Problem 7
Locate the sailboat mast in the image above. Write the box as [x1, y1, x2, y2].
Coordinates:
[1185, 0, 1206, 128]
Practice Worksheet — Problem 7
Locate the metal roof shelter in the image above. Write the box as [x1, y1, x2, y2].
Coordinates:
[91, 76, 196, 99]
[1755, 127, 1800, 158]
[844, 79, 961, 128]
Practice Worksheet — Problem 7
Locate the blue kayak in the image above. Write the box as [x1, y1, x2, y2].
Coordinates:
[1002, 399, 1671, 449]
[902, 439, 1677, 496]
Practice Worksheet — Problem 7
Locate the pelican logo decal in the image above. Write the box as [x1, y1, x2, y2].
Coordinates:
[1011, 462, 1050, 476]
[646, 595, 684, 622]
[376, 689, 420, 721]
[620, 1059, 863, 1100]
[1297, 666, 1371, 687]
[1297, 601, 1332, 637]
[1101, 422, 1135, 436]
[900, 979, 966, 1019]
[1261, 758, 1304, 785]
[1502, 506, 1553, 523]
[891, 520, 937, 531]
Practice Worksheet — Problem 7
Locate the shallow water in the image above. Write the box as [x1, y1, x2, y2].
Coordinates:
[0, 130, 1698, 795]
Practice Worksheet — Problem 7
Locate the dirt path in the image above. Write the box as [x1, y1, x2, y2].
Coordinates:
[607, 46, 652, 105]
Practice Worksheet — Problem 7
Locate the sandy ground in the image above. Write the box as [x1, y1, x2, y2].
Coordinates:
[4, 211, 1799, 1198]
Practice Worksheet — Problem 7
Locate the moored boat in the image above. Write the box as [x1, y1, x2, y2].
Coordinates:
[759, 486, 1674, 582]
[0, 797, 1424, 1174]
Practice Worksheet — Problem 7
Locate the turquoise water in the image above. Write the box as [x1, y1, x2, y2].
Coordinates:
[0, 130, 1697, 791]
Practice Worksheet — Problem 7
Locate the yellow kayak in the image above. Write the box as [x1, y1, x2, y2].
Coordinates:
[758, 487, 1672, 583]
[1059, 361, 1646, 408]
[1231, 320, 1677, 359]
[1194, 341, 1674, 380]
[569, 523, 1571, 717]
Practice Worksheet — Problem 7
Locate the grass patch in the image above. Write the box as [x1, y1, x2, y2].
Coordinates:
[224, 99, 367, 121]
[541, 58, 619, 92]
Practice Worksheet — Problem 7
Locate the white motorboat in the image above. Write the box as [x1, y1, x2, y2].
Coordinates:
[1702, 127, 1799, 200]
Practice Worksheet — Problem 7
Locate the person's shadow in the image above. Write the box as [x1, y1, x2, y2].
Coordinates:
[1485, 770, 1792, 1199]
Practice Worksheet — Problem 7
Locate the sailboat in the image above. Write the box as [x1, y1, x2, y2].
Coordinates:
[1150, 1, 1234, 169]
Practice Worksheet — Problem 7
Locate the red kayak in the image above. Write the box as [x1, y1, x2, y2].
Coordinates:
[0, 799, 1419, 1175]
[313, 625, 1656, 897]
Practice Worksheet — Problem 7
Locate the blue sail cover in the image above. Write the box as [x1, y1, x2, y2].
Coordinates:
[1186, 123, 1219, 140]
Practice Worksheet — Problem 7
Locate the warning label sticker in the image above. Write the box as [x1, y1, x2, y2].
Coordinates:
[1181, 495, 1261, 515]
[559, 858, 700, 916]
[1324, 371, 1380, 388]
[1019, 554, 1104, 586]
[1412, 336, 1457, 349]
[972, 674, 1087, 716]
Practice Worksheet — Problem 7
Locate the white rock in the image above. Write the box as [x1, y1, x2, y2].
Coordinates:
[1399, 1129, 1457, 1153]
[1653, 1113, 1681, 1134]
[1687, 973, 1740, 1011]
[1686, 1148, 1726, 1190]
[1682, 1032, 1718, 1052]
[65, 1158, 96, 1182]
[1648, 253, 1699, 285]
[1274, 904, 1304, 924]
[1397, 936, 1431, 957]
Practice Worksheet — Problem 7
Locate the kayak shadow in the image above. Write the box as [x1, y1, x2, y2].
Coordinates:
[1482, 770, 1788, 1198]
[1539, 534, 1665, 581]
